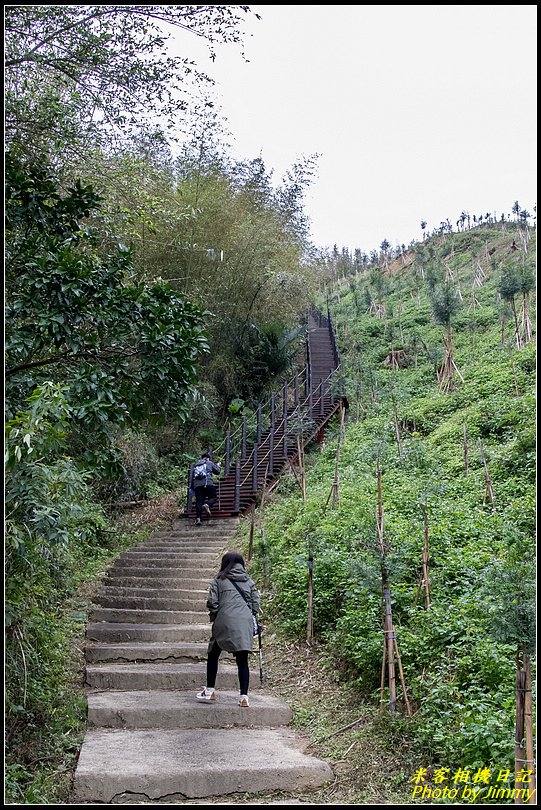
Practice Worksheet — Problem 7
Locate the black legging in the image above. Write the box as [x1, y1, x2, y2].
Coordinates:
[194, 484, 218, 518]
[206, 640, 250, 695]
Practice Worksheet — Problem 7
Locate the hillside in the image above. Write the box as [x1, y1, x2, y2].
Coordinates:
[238, 220, 536, 801]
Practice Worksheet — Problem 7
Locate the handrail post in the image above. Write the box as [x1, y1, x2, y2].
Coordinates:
[269, 393, 275, 473]
[282, 383, 288, 418]
[256, 405, 262, 443]
[234, 459, 241, 513]
[225, 430, 231, 476]
[283, 408, 288, 458]
[319, 378, 324, 416]
[294, 373, 299, 407]
[186, 464, 194, 513]
[252, 444, 258, 491]
[241, 416, 247, 459]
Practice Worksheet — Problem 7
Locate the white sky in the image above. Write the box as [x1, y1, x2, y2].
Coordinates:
[170, 4, 537, 255]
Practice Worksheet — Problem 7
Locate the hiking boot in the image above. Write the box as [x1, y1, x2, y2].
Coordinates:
[194, 518, 201, 526]
[238, 695, 250, 707]
[196, 687, 216, 702]
[202, 503, 211, 516]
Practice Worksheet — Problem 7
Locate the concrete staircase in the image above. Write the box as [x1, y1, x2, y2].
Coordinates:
[71, 518, 333, 803]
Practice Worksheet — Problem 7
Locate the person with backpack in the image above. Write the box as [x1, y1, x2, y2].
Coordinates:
[190, 451, 221, 525]
[196, 550, 260, 707]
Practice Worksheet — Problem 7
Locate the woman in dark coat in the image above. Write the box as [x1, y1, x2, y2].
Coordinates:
[197, 550, 260, 707]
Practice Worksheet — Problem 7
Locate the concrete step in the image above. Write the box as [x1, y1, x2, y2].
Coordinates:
[134, 543, 226, 552]
[109, 558, 218, 569]
[97, 586, 208, 600]
[85, 662, 261, 691]
[102, 576, 211, 589]
[87, 690, 293, 729]
[89, 608, 208, 625]
[84, 641, 208, 664]
[86, 622, 210, 643]
[118, 551, 220, 561]
[71, 727, 333, 802]
[93, 594, 206, 611]
[107, 564, 215, 576]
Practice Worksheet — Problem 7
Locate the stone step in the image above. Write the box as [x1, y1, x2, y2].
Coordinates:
[86, 622, 210, 643]
[85, 662, 261, 691]
[134, 543, 226, 552]
[89, 608, 208, 625]
[84, 641, 208, 664]
[86, 690, 293, 729]
[118, 550, 220, 560]
[107, 563, 215, 575]
[97, 586, 208, 600]
[110, 557, 218, 569]
[93, 595, 206, 611]
[103, 576, 211, 589]
[71, 727, 333, 802]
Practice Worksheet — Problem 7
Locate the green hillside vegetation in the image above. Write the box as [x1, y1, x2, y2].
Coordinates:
[243, 222, 536, 783]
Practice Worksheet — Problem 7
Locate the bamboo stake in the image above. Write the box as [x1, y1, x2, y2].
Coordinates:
[422, 505, 431, 609]
[383, 591, 397, 713]
[297, 434, 306, 501]
[306, 555, 314, 642]
[380, 633, 387, 711]
[248, 508, 255, 561]
[393, 636, 413, 716]
[479, 441, 495, 506]
[524, 654, 536, 803]
[515, 653, 527, 805]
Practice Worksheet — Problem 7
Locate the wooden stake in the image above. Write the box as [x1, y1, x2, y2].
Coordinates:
[515, 654, 526, 804]
[393, 636, 413, 716]
[479, 440, 495, 506]
[248, 508, 255, 562]
[383, 588, 396, 713]
[524, 653, 536, 803]
[380, 633, 387, 711]
[422, 505, 431, 609]
[307, 556, 314, 642]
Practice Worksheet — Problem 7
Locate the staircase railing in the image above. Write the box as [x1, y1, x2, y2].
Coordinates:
[186, 305, 344, 515]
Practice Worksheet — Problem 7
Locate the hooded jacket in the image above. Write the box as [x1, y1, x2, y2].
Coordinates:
[207, 562, 260, 653]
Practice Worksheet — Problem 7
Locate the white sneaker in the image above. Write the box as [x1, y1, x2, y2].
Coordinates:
[239, 695, 250, 707]
[194, 518, 201, 526]
[202, 503, 211, 516]
[196, 687, 216, 702]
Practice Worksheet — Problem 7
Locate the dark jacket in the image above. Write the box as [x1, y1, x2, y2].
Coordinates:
[207, 562, 260, 652]
[191, 457, 220, 490]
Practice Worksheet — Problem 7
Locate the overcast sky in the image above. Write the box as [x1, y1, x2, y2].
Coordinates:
[171, 4, 537, 255]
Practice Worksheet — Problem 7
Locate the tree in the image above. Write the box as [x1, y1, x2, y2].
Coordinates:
[4, 5, 257, 158]
[5, 151, 209, 471]
[430, 281, 463, 392]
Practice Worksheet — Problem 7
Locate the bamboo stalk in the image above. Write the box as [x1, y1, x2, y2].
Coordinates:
[515, 652, 527, 804]
[247, 508, 255, 562]
[393, 636, 413, 716]
[422, 506, 431, 609]
[306, 556, 314, 642]
[524, 654, 536, 803]
[383, 588, 396, 713]
[380, 633, 387, 711]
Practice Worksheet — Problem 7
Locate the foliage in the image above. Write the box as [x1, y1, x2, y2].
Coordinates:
[5, 151, 209, 473]
[4, 4, 257, 158]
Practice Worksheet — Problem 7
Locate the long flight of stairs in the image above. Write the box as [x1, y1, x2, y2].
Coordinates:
[71, 518, 333, 803]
